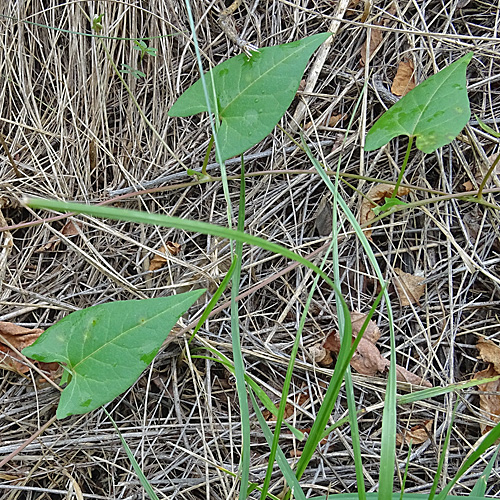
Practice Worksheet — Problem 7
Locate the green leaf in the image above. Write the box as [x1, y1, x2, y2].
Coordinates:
[120, 64, 146, 79]
[372, 197, 407, 215]
[168, 32, 330, 161]
[365, 52, 473, 153]
[470, 445, 500, 497]
[92, 13, 104, 33]
[475, 115, 500, 138]
[22, 291, 204, 418]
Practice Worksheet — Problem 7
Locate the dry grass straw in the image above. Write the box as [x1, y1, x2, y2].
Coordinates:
[1, 0, 500, 498]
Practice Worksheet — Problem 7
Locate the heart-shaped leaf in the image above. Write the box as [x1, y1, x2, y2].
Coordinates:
[365, 52, 473, 153]
[22, 290, 204, 418]
[168, 32, 330, 161]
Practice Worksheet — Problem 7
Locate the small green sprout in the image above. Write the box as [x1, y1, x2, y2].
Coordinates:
[92, 13, 104, 33]
[120, 64, 146, 79]
[133, 40, 158, 61]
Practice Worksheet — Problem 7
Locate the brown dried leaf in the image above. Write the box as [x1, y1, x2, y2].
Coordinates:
[360, 184, 411, 239]
[395, 365, 432, 387]
[324, 312, 432, 386]
[149, 241, 182, 271]
[393, 268, 425, 306]
[314, 195, 333, 236]
[350, 311, 380, 344]
[360, 28, 384, 66]
[477, 337, 500, 373]
[305, 113, 345, 130]
[396, 419, 433, 446]
[391, 60, 416, 96]
[89, 140, 97, 170]
[309, 344, 333, 365]
[474, 364, 500, 434]
[264, 388, 309, 421]
[36, 221, 82, 253]
[324, 331, 388, 376]
[0, 322, 44, 374]
[462, 180, 474, 192]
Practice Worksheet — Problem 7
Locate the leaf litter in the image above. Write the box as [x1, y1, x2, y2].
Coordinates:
[323, 311, 432, 387]
[0, 322, 59, 377]
[474, 337, 500, 434]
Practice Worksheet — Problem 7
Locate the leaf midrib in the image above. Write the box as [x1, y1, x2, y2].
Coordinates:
[220, 37, 322, 117]
[70, 303, 179, 373]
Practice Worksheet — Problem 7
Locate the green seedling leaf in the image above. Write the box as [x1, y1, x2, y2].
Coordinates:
[92, 13, 104, 33]
[365, 52, 473, 153]
[168, 32, 330, 161]
[133, 40, 157, 60]
[22, 291, 204, 418]
[187, 168, 212, 181]
[475, 115, 500, 138]
[120, 64, 146, 79]
[372, 197, 407, 215]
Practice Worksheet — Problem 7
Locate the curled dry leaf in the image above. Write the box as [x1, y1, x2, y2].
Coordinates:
[324, 330, 388, 376]
[477, 337, 500, 372]
[149, 241, 182, 271]
[360, 184, 410, 239]
[0, 322, 58, 376]
[396, 419, 433, 446]
[314, 195, 333, 236]
[395, 364, 432, 387]
[350, 310, 380, 343]
[323, 311, 432, 387]
[309, 343, 333, 366]
[474, 364, 500, 434]
[393, 268, 425, 306]
[263, 386, 309, 421]
[36, 220, 82, 253]
[391, 60, 416, 96]
[463, 210, 500, 253]
[359, 4, 394, 66]
[474, 338, 500, 434]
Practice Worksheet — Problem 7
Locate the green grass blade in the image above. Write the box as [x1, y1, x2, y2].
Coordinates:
[302, 140, 397, 497]
[231, 164, 250, 498]
[398, 376, 500, 404]
[25, 198, 340, 293]
[469, 444, 500, 496]
[104, 409, 159, 500]
[250, 389, 307, 500]
[260, 240, 335, 499]
[436, 421, 500, 500]
[328, 107, 367, 499]
[320, 376, 500, 440]
[294, 296, 353, 480]
[428, 399, 460, 500]
[188, 258, 237, 343]
[307, 494, 493, 500]
[399, 442, 413, 500]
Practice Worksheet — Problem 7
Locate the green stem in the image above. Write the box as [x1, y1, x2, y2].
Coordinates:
[391, 136, 414, 199]
[202, 136, 215, 176]
[477, 151, 500, 200]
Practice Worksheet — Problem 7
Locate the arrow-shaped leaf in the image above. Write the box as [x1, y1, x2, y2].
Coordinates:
[365, 52, 473, 153]
[168, 32, 330, 161]
[22, 291, 204, 418]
